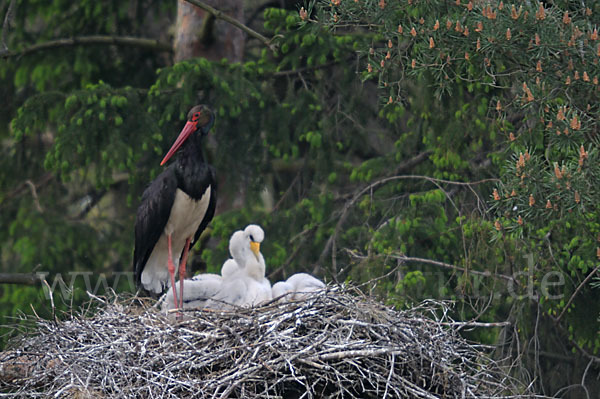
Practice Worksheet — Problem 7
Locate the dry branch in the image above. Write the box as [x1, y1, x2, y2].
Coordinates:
[554, 265, 600, 324]
[0, 273, 43, 285]
[1, 0, 16, 52]
[319, 173, 500, 272]
[0, 35, 172, 58]
[183, 0, 277, 52]
[0, 286, 540, 398]
[392, 254, 515, 282]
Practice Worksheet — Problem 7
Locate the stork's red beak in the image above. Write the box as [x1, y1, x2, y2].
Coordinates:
[160, 121, 198, 166]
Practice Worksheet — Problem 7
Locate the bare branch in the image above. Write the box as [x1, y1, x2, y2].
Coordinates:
[442, 320, 512, 328]
[1, 35, 172, 59]
[391, 254, 515, 282]
[24, 180, 43, 213]
[393, 150, 432, 174]
[183, 0, 277, 52]
[1, 0, 16, 53]
[318, 168, 499, 272]
[3, 173, 54, 206]
[554, 265, 600, 324]
[273, 60, 341, 77]
[0, 273, 44, 285]
[346, 250, 515, 282]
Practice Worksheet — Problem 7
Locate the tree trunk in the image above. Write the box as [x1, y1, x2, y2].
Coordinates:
[174, 0, 245, 63]
[172, 0, 248, 262]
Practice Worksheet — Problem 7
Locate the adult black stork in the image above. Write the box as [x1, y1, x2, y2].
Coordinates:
[133, 104, 217, 312]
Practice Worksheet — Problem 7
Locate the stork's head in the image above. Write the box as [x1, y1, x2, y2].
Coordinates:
[160, 104, 215, 166]
[244, 224, 264, 262]
[228, 225, 264, 267]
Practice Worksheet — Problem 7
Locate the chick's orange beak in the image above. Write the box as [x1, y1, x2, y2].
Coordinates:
[250, 241, 261, 261]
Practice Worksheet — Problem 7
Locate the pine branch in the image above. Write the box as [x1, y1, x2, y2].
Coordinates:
[183, 0, 277, 52]
[0, 35, 172, 58]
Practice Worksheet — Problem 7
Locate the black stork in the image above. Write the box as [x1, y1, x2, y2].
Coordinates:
[133, 104, 217, 312]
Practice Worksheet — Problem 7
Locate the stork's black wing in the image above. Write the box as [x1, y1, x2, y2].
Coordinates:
[187, 164, 217, 253]
[133, 167, 177, 288]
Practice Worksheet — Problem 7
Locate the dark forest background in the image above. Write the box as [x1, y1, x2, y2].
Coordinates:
[1, 0, 599, 396]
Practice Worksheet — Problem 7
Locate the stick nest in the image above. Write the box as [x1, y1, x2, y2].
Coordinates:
[1, 285, 534, 398]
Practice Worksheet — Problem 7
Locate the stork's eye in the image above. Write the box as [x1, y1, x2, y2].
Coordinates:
[192, 112, 200, 121]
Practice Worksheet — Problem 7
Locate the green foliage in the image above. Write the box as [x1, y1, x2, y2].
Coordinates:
[317, 0, 600, 226]
[12, 82, 158, 187]
[312, 0, 600, 363]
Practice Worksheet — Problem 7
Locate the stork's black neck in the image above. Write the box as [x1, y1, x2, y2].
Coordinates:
[172, 135, 213, 199]
[178, 133, 205, 165]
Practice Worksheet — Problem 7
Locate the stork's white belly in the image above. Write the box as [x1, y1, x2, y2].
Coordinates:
[141, 187, 212, 293]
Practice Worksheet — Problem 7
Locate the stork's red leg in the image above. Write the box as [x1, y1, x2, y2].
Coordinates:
[167, 234, 179, 313]
[178, 237, 192, 310]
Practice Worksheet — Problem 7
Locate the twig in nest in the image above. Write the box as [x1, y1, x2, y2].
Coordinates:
[1, 286, 539, 398]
